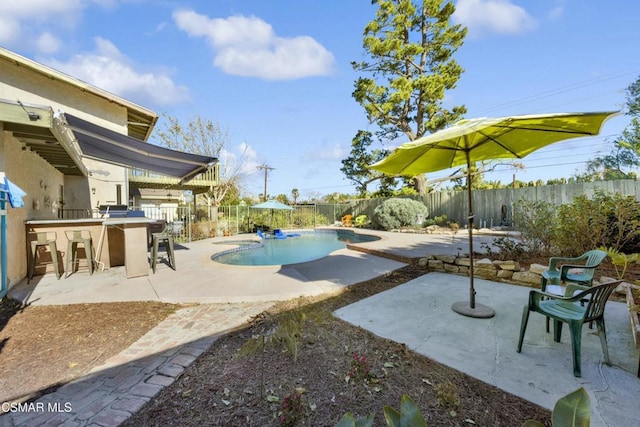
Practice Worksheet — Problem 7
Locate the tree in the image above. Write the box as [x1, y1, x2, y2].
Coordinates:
[153, 113, 253, 218]
[340, 130, 396, 196]
[578, 75, 640, 181]
[291, 188, 299, 205]
[275, 194, 290, 204]
[351, 0, 467, 195]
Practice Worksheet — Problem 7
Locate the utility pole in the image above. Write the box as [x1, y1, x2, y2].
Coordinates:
[257, 164, 275, 201]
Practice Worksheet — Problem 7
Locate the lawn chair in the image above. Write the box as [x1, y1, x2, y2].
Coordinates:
[541, 249, 608, 295]
[517, 280, 621, 377]
[540, 249, 608, 332]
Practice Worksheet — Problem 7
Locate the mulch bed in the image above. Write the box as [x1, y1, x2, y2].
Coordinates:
[0, 299, 179, 407]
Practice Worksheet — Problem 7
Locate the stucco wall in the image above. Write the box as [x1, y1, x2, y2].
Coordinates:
[1, 130, 64, 286]
[0, 55, 138, 288]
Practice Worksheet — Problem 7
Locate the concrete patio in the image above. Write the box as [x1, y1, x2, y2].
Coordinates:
[5, 228, 639, 426]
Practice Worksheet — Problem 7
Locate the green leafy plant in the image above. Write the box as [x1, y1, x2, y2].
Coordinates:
[522, 387, 590, 427]
[354, 214, 370, 228]
[424, 214, 449, 227]
[554, 192, 640, 256]
[598, 246, 638, 280]
[513, 199, 557, 256]
[335, 413, 375, 427]
[373, 198, 428, 230]
[481, 237, 527, 260]
[383, 394, 428, 427]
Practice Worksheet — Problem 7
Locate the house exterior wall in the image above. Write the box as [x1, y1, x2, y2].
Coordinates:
[0, 55, 136, 288]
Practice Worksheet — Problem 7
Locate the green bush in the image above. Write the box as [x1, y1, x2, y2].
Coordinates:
[373, 198, 428, 230]
[554, 192, 640, 256]
[513, 199, 557, 256]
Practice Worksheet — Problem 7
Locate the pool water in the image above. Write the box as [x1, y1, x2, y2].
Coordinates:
[212, 230, 379, 266]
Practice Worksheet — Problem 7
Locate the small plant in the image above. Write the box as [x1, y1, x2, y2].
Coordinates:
[335, 413, 375, 427]
[424, 214, 449, 227]
[523, 386, 590, 426]
[336, 394, 427, 427]
[383, 394, 428, 427]
[598, 246, 638, 280]
[482, 237, 527, 260]
[434, 381, 459, 413]
[348, 352, 371, 381]
[354, 214, 370, 228]
[278, 390, 303, 426]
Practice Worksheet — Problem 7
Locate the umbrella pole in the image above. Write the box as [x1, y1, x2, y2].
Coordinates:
[451, 161, 495, 318]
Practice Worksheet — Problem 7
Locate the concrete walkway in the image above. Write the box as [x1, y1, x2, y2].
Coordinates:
[1, 228, 638, 426]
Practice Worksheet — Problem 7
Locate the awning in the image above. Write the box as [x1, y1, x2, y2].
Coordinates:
[62, 114, 217, 184]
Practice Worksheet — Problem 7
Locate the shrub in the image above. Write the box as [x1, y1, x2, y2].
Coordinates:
[513, 199, 557, 256]
[554, 192, 640, 256]
[373, 198, 428, 230]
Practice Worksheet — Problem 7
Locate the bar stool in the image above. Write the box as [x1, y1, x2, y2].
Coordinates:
[28, 231, 61, 283]
[151, 225, 176, 273]
[65, 230, 94, 278]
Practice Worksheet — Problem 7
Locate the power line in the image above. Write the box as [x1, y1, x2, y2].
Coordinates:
[256, 164, 275, 201]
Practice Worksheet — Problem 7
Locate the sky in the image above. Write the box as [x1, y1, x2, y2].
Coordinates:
[2, 0, 639, 200]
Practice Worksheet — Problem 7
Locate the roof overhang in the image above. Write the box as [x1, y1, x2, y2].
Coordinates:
[1, 99, 87, 175]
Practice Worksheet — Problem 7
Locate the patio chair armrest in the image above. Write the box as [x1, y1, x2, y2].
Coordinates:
[559, 263, 594, 279]
[528, 289, 569, 307]
[548, 255, 583, 271]
[564, 280, 622, 303]
[564, 283, 589, 297]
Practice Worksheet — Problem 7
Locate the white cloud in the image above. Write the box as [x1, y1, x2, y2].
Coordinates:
[453, 0, 537, 36]
[172, 9, 335, 80]
[548, 6, 564, 21]
[0, 16, 20, 44]
[219, 142, 261, 178]
[36, 32, 61, 54]
[44, 37, 190, 107]
[0, 0, 84, 48]
[304, 144, 347, 161]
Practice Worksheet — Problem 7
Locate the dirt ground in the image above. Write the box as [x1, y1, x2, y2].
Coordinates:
[124, 264, 553, 426]
[1, 255, 636, 426]
[0, 300, 179, 407]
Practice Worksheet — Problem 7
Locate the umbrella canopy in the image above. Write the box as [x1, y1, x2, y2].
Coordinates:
[252, 200, 294, 210]
[370, 111, 618, 318]
[251, 200, 294, 230]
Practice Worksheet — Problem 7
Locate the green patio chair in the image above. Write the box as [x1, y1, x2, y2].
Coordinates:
[541, 249, 608, 295]
[517, 280, 621, 377]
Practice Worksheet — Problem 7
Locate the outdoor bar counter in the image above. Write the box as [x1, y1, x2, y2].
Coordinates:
[25, 217, 154, 279]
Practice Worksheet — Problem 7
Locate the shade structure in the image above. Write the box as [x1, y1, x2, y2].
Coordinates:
[252, 200, 294, 229]
[64, 114, 217, 184]
[370, 111, 619, 318]
[252, 200, 295, 211]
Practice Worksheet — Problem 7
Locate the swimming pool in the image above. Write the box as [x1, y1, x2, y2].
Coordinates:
[212, 229, 380, 266]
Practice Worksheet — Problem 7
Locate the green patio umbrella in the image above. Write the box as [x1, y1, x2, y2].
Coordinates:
[370, 111, 618, 318]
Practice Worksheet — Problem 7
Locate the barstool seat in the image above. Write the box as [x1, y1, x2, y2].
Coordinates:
[28, 231, 61, 283]
[65, 230, 94, 278]
[151, 227, 176, 273]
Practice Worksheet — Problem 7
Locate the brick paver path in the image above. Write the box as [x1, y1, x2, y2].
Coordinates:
[0, 302, 274, 426]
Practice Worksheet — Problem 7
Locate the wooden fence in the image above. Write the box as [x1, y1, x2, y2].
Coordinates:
[343, 179, 640, 229]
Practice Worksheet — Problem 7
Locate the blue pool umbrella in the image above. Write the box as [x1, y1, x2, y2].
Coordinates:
[252, 200, 294, 211]
[251, 200, 294, 229]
